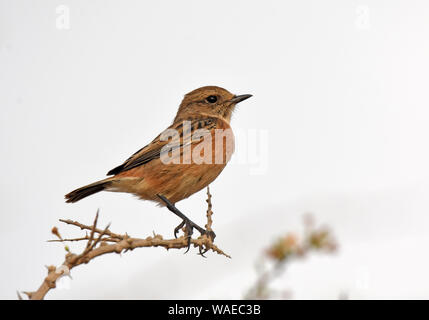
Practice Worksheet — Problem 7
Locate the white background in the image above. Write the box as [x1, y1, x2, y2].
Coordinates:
[1, 0, 429, 299]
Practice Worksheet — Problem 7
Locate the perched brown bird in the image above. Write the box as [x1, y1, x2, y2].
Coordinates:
[65, 86, 251, 243]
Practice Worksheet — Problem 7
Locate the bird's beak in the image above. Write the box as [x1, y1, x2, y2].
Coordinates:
[231, 94, 252, 104]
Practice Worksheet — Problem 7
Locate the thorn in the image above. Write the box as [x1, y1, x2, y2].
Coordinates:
[45, 265, 56, 273]
[51, 226, 62, 240]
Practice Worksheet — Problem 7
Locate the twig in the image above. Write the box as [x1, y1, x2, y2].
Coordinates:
[205, 186, 213, 232]
[244, 216, 337, 299]
[24, 186, 229, 300]
[58, 218, 123, 240]
[48, 236, 120, 243]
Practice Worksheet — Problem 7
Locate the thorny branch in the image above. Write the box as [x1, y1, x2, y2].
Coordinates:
[245, 215, 338, 299]
[23, 187, 229, 300]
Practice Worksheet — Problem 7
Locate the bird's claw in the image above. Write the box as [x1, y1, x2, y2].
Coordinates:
[204, 230, 216, 242]
[197, 229, 216, 257]
[181, 218, 196, 254]
[174, 219, 216, 255]
[174, 220, 185, 239]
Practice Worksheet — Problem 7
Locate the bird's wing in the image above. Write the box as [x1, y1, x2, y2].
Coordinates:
[106, 118, 217, 175]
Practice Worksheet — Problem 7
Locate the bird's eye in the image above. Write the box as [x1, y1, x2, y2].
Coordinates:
[206, 95, 218, 103]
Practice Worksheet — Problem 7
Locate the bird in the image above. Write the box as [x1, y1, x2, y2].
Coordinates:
[65, 86, 252, 245]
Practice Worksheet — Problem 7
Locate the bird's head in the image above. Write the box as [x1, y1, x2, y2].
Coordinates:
[174, 86, 252, 123]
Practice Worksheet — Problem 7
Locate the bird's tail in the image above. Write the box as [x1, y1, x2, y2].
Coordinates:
[65, 178, 113, 203]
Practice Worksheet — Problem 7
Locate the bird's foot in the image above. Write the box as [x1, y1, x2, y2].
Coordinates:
[175, 219, 216, 256]
[173, 218, 198, 253]
[197, 229, 217, 257]
[157, 194, 215, 255]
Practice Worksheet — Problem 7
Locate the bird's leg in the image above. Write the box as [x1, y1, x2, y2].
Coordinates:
[156, 194, 215, 253]
[157, 194, 206, 235]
